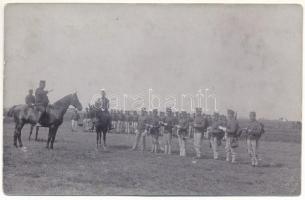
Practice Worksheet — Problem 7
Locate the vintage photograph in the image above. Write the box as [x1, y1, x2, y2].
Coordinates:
[2, 3, 302, 195]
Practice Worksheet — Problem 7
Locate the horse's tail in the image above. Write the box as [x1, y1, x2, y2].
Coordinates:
[7, 105, 17, 117]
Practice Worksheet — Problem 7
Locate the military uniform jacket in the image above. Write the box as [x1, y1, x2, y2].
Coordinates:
[226, 119, 239, 137]
[193, 115, 208, 133]
[163, 115, 176, 133]
[35, 88, 49, 106]
[25, 94, 35, 106]
[177, 118, 189, 132]
[247, 120, 264, 139]
[149, 115, 161, 135]
[210, 120, 225, 138]
[137, 115, 148, 132]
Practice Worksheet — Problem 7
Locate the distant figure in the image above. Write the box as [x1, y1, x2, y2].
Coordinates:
[160, 107, 176, 155]
[25, 89, 35, 106]
[71, 109, 80, 132]
[225, 109, 239, 163]
[193, 108, 208, 159]
[208, 112, 225, 160]
[245, 112, 264, 167]
[148, 109, 161, 153]
[176, 111, 189, 157]
[132, 108, 148, 151]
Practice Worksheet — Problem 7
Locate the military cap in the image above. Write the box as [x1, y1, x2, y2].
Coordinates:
[166, 107, 172, 112]
[250, 111, 256, 116]
[141, 107, 146, 111]
[213, 112, 219, 116]
[153, 109, 158, 113]
[227, 109, 235, 115]
[40, 80, 46, 84]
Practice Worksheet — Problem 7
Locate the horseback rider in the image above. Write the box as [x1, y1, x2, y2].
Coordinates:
[25, 89, 35, 106]
[95, 89, 113, 130]
[35, 80, 53, 126]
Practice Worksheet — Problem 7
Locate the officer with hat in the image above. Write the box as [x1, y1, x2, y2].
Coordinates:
[35, 80, 53, 125]
[225, 109, 239, 163]
[193, 107, 208, 159]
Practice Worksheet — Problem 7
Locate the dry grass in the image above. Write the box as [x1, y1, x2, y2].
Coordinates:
[3, 121, 301, 195]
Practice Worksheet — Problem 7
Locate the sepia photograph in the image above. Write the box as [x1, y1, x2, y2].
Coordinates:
[2, 3, 302, 196]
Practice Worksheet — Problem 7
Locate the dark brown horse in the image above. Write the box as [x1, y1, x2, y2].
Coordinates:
[7, 93, 82, 149]
[94, 109, 110, 150]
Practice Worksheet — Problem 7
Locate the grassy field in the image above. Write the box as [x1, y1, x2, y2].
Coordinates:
[2, 121, 301, 195]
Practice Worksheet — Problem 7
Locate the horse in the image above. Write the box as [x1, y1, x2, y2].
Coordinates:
[7, 93, 82, 149]
[94, 109, 110, 150]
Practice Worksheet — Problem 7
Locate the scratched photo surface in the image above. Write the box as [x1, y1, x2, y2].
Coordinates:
[3, 4, 302, 195]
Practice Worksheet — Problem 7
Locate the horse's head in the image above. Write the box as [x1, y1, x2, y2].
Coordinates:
[71, 92, 83, 111]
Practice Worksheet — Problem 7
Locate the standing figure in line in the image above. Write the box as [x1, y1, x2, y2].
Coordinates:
[193, 108, 208, 159]
[132, 108, 148, 151]
[208, 112, 225, 160]
[147, 109, 161, 153]
[225, 109, 239, 163]
[246, 111, 264, 167]
[161, 107, 176, 155]
[176, 111, 189, 157]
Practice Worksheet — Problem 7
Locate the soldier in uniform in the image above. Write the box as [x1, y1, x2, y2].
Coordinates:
[176, 111, 189, 157]
[35, 80, 52, 125]
[246, 112, 264, 167]
[25, 89, 35, 106]
[132, 108, 149, 151]
[147, 109, 161, 153]
[160, 107, 176, 154]
[208, 112, 225, 160]
[225, 109, 239, 163]
[193, 108, 208, 159]
[132, 111, 139, 134]
[95, 89, 113, 131]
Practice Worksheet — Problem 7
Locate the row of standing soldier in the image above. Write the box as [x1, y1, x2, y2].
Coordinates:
[129, 107, 264, 167]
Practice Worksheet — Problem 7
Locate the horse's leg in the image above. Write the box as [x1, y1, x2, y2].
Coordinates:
[17, 123, 25, 148]
[29, 125, 34, 141]
[46, 127, 53, 149]
[50, 126, 59, 149]
[99, 132, 102, 146]
[103, 130, 107, 150]
[35, 126, 39, 141]
[13, 123, 18, 148]
[96, 130, 99, 149]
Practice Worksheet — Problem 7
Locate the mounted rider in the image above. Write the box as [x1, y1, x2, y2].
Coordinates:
[25, 89, 35, 106]
[94, 89, 113, 130]
[35, 80, 53, 125]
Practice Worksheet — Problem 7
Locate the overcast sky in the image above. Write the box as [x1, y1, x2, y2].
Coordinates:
[4, 4, 302, 120]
